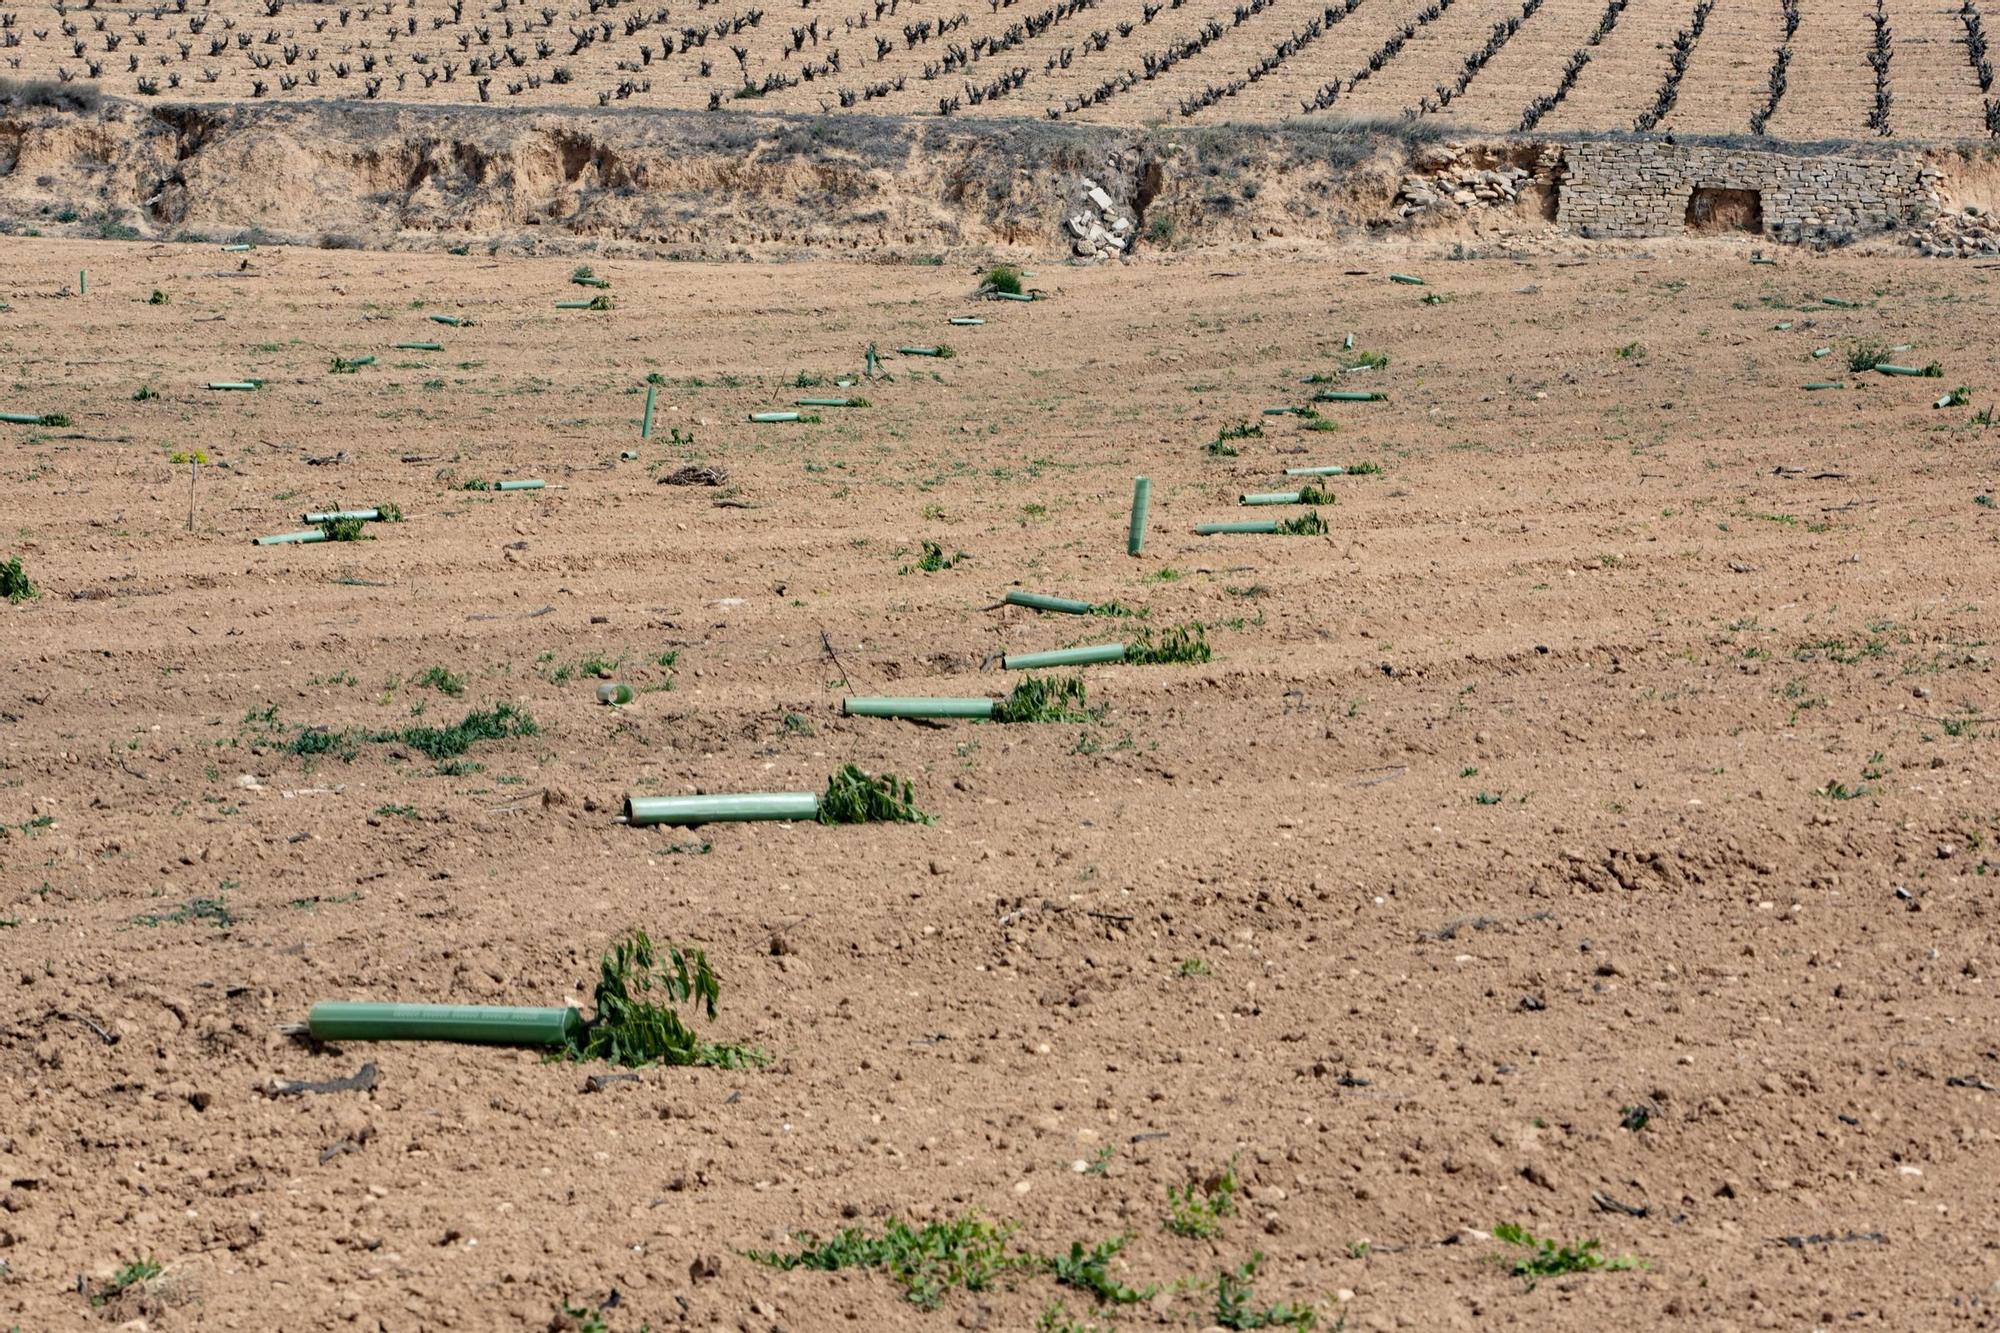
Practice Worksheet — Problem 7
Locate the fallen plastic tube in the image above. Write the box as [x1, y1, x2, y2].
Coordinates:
[1810, 347, 1830, 358]
[1875, 364, 1928, 377]
[1389, 273, 1424, 285]
[1005, 590, 1094, 614]
[428, 314, 469, 327]
[751, 411, 802, 423]
[1803, 382, 1845, 391]
[1197, 520, 1281, 535]
[624, 792, 820, 826]
[254, 529, 329, 546]
[898, 346, 948, 356]
[1263, 406, 1309, 416]
[395, 341, 443, 351]
[496, 479, 545, 491]
[221, 243, 254, 252]
[0, 412, 45, 425]
[796, 397, 862, 407]
[993, 292, 1036, 303]
[1285, 465, 1349, 476]
[1002, 643, 1125, 670]
[554, 299, 600, 310]
[597, 683, 634, 705]
[948, 317, 986, 326]
[1240, 491, 1302, 506]
[641, 384, 656, 440]
[1128, 476, 1151, 557]
[843, 697, 996, 719]
[1750, 256, 1777, 265]
[308, 1001, 581, 1046]
[208, 381, 262, 391]
[1935, 393, 1957, 409]
[1314, 390, 1386, 403]
[1821, 297, 1859, 308]
[302, 508, 381, 523]
[344, 355, 378, 368]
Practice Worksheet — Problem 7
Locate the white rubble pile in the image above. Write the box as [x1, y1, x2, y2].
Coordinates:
[1069, 175, 1133, 263]
[1909, 208, 2000, 257]
[1397, 161, 1534, 218]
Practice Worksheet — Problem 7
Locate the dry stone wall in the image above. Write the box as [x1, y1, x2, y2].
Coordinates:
[1555, 141, 1944, 240]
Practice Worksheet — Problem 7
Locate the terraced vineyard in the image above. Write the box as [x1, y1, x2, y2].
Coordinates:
[3, 0, 1996, 136]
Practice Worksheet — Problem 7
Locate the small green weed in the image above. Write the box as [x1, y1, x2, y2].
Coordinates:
[374, 803, 421, 819]
[1213, 1253, 1319, 1329]
[414, 666, 465, 696]
[904, 540, 966, 574]
[91, 1258, 162, 1308]
[319, 517, 369, 542]
[1492, 1222, 1636, 1289]
[747, 1215, 1030, 1310]
[1048, 1235, 1155, 1305]
[1165, 1158, 1238, 1239]
[133, 897, 233, 928]
[1615, 341, 1643, 359]
[1177, 958, 1211, 977]
[148, 289, 170, 305]
[1847, 340, 1886, 373]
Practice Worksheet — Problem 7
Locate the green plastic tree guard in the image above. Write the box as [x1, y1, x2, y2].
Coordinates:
[597, 683, 635, 705]
[222, 243, 254, 253]
[842, 697, 996, 719]
[796, 397, 861, 407]
[555, 299, 596, 309]
[0, 412, 44, 425]
[308, 1001, 582, 1046]
[1810, 347, 1830, 358]
[429, 314, 469, 327]
[898, 346, 948, 357]
[1004, 590, 1094, 615]
[751, 411, 802, 423]
[496, 479, 545, 491]
[1389, 273, 1424, 285]
[949, 317, 986, 326]
[1803, 382, 1844, 391]
[1822, 297, 1859, 308]
[395, 341, 444, 351]
[1285, 466, 1349, 476]
[78, 270, 86, 296]
[993, 292, 1036, 302]
[1002, 643, 1125, 670]
[624, 792, 821, 826]
[255, 529, 329, 546]
[1128, 476, 1151, 556]
[641, 385, 656, 440]
[1313, 390, 1386, 403]
[344, 355, 378, 368]
[1197, 520, 1281, 535]
[1240, 491, 1302, 506]
[303, 509, 381, 523]
[1935, 393, 1957, 409]
[208, 381, 262, 391]
[1875, 365, 1928, 377]
[1262, 406, 1305, 415]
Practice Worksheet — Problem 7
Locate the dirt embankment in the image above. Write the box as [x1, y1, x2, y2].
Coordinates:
[0, 98, 1450, 259]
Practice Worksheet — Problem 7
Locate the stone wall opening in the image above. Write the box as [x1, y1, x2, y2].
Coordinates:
[1685, 186, 1763, 234]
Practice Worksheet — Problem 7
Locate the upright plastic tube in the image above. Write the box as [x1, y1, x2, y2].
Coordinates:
[1197, 520, 1281, 535]
[1313, 390, 1386, 403]
[1240, 491, 1302, 506]
[255, 529, 329, 546]
[308, 1001, 582, 1046]
[641, 385, 656, 440]
[1002, 643, 1125, 670]
[496, 479, 545, 491]
[842, 697, 996, 719]
[1005, 590, 1094, 615]
[302, 509, 381, 523]
[1128, 476, 1151, 556]
[623, 792, 820, 825]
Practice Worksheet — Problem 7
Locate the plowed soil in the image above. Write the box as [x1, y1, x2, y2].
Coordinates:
[3, 236, 1999, 1332]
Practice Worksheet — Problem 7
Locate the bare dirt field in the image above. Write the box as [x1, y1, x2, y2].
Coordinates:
[3, 235, 2000, 1331]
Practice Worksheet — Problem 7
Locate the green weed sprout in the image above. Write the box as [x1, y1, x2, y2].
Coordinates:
[1492, 1222, 1637, 1289]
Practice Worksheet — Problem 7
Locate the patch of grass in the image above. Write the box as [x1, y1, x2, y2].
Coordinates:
[903, 540, 966, 574]
[414, 666, 465, 697]
[985, 264, 1024, 295]
[1976, 493, 1995, 510]
[1341, 349, 1389, 370]
[1472, 790, 1504, 806]
[1213, 1253, 1319, 1329]
[1301, 418, 1340, 432]
[1165, 1158, 1238, 1239]
[132, 897, 233, 929]
[1125, 623, 1212, 666]
[818, 765, 932, 824]
[391, 703, 538, 760]
[571, 928, 765, 1069]
[1, 556, 34, 603]
[1493, 1222, 1636, 1289]
[747, 1215, 1031, 1310]
[1177, 958, 1210, 977]
[1048, 1235, 1155, 1305]
[1277, 510, 1329, 536]
[1615, 341, 1643, 359]
[994, 675, 1096, 724]
[91, 1258, 162, 1308]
